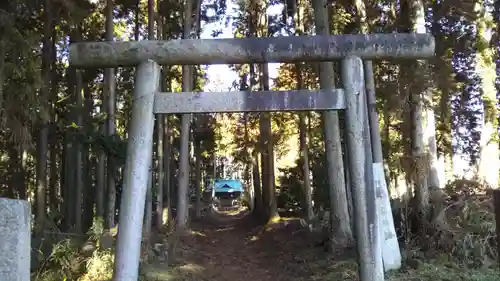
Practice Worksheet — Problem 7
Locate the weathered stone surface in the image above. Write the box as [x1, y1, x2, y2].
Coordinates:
[373, 163, 401, 271]
[0, 198, 31, 281]
[69, 33, 435, 67]
[153, 89, 346, 114]
[152, 243, 168, 262]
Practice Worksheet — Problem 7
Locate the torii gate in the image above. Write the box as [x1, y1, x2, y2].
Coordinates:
[69, 33, 435, 281]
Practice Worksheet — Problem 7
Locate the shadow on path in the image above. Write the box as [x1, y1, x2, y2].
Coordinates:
[143, 209, 321, 281]
[144, 207, 500, 281]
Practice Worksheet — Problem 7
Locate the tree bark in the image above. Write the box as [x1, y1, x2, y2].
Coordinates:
[35, 0, 52, 235]
[407, 0, 431, 228]
[259, 63, 278, 221]
[0, 33, 7, 122]
[251, 149, 262, 215]
[74, 66, 84, 234]
[176, 0, 194, 232]
[194, 136, 202, 218]
[163, 108, 172, 228]
[193, 0, 203, 219]
[474, 1, 499, 188]
[312, 0, 353, 244]
[83, 84, 95, 231]
[155, 0, 165, 229]
[291, 0, 313, 221]
[105, 0, 117, 228]
[49, 29, 59, 217]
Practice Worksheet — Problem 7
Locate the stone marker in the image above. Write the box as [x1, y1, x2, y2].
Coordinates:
[0, 197, 31, 281]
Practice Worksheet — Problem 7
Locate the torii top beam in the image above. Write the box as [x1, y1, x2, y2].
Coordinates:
[69, 33, 435, 68]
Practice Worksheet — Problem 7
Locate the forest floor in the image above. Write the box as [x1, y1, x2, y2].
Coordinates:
[142, 208, 335, 281]
[141, 208, 499, 281]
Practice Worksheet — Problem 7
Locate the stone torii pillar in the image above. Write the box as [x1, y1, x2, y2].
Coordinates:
[69, 33, 435, 281]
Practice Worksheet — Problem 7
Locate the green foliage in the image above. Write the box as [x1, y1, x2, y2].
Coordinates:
[88, 218, 105, 243]
[34, 219, 115, 281]
[278, 149, 330, 213]
[35, 239, 86, 281]
[93, 134, 128, 164]
[277, 163, 303, 211]
[80, 251, 115, 281]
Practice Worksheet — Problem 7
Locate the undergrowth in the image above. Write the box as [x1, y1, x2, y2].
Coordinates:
[34, 219, 117, 281]
[421, 179, 497, 268]
[311, 257, 499, 281]
[309, 179, 499, 280]
[34, 180, 499, 281]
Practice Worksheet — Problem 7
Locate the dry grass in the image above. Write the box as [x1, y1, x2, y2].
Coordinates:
[420, 179, 498, 268]
[307, 256, 499, 281]
[37, 181, 500, 281]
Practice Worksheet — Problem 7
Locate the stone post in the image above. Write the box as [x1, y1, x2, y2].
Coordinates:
[0, 198, 31, 281]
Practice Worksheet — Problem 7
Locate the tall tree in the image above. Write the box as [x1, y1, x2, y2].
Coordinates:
[404, 0, 432, 227]
[177, 0, 195, 232]
[105, 0, 118, 228]
[473, 1, 497, 187]
[248, 0, 263, 216]
[36, 0, 52, 235]
[155, 0, 166, 229]
[143, 0, 156, 244]
[291, 0, 313, 222]
[193, 0, 203, 219]
[312, 0, 352, 244]
[258, 0, 278, 222]
[74, 61, 84, 233]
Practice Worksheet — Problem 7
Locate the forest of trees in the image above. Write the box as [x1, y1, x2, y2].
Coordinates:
[1, 0, 499, 280]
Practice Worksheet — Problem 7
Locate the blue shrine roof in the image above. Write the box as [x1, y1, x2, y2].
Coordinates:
[213, 179, 244, 193]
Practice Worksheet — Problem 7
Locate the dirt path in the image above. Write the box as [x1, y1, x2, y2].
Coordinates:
[144, 209, 319, 281]
[142, 207, 500, 281]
